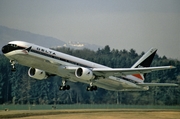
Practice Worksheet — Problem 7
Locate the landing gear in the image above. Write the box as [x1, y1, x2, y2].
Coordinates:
[59, 85, 70, 90]
[10, 60, 16, 72]
[59, 80, 70, 91]
[86, 86, 97, 91]
[86, 82, 97, 91]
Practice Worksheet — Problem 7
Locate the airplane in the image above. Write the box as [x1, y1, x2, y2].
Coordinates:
[1, 41, 178, 91]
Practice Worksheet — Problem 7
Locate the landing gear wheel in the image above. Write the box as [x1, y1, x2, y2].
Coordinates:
[59, 85, 70, 91]
[86, 86, 92, 91]
[87, 82, 97, 91]
[86, 85, 97, 91]
[65, 85, 70, 90]
[59, 86, 65, 90]
[92, 86, 97, 90]
[11, 67, 16, 72]
[59, 80, 70, 91]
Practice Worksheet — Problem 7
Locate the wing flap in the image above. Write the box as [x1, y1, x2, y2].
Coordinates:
[137, 83, 178, 87]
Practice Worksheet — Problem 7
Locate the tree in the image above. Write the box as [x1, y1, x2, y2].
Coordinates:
[0, 46, 179, 105]
[0, 74, 4, 102]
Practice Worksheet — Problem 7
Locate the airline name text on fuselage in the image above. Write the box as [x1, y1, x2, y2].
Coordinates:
[36, 47, 56, 55]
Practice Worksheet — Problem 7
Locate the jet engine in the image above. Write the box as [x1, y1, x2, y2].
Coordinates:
[75, 67, 94, 80]
[28, 68, 48, 80]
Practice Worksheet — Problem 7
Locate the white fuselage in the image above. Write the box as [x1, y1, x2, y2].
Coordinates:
[3, 41, 149, 91]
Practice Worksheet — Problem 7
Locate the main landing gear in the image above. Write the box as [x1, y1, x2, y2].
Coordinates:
[86, 82, 97, 91]
[10, 60, 16, 72]
[59, 80, 70, 91]
[59, 80, 97, 91]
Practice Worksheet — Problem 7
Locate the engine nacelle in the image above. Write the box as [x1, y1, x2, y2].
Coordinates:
[75, 67, 94, 80]
[28, 68, 48, 80]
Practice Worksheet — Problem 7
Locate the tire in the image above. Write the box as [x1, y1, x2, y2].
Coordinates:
[66, 85, 70, 90]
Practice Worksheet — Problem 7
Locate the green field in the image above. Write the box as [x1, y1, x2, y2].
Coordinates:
[0, 105, 179, 119]
[0, 104, 179, 110]
[0, 109, 180, 119]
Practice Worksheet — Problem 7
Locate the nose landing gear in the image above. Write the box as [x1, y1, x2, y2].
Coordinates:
[10, 60, 16, 72]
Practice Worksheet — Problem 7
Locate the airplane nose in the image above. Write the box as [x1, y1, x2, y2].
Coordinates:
[1, 45, 9, 54]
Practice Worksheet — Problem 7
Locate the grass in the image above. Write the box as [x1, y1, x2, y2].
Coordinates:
[0, 104, 180, 110]
[0, 104, 179, 118]
[0, 109, 180, 119]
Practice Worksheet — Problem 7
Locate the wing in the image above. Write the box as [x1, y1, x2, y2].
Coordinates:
[92, 66, 175, 77]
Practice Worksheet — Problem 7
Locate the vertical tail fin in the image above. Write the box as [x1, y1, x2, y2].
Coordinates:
[128, 48, 157, 82]
[131, 48, 157, 68]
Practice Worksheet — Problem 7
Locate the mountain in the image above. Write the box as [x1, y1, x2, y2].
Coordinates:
[0, 26, 65, 48]
[0, 26, 102, 51]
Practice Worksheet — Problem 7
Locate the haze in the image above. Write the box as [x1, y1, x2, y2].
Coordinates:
[0, 0, 180, 59]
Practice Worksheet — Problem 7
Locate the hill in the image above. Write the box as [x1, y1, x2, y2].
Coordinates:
[0, 26, 102, 51]
[0, 26, 65, 48]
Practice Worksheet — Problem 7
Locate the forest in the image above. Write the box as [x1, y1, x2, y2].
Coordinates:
[0, 45, 179, 105]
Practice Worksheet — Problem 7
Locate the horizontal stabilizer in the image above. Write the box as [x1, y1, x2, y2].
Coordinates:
[137, 83, 178, 87]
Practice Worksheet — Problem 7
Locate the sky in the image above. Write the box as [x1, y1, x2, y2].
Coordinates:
[0, 0, 180, 59]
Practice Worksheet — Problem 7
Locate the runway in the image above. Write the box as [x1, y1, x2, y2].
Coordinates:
[1, 109, 180, 119]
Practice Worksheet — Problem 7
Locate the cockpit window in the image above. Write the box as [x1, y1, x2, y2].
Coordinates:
[2, 43, 25, 54]
[8, 44, 17, 47]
